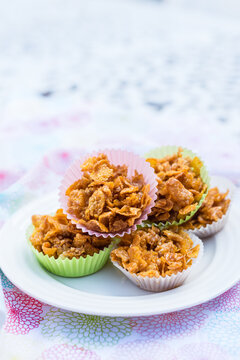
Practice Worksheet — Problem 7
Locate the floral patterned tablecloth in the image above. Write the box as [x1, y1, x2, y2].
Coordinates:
[0, 107, 239, 360]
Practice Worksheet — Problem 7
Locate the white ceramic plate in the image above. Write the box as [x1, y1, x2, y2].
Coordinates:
[0, 176, 239, 317]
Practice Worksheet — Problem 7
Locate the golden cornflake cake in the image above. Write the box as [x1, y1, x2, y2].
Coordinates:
[30, 209, 112, 259]
[183, 187, 231, 230]
[146, 148, 207, 223]
[111, 226, 200, 278]
[65, 153, 152, 233]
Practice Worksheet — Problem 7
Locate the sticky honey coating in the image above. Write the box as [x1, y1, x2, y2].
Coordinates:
[183, 187, 231, 229]
[65, 153, 152, 233]
[146, 148, 207, 223]
[111, 226, 200, 278]
[30, 209, 112, 259]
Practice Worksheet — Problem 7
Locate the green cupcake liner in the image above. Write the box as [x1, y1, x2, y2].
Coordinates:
[27, 225, 118, 277]
[142, 146, 210, 229]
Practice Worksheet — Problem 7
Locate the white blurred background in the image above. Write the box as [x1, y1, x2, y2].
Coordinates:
[0, 0, 240, 185]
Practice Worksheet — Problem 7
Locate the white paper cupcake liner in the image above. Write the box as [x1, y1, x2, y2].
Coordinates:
[111, 233, 203, 292]
[188, 175, 236, 238]
[59, 148, 158, 238]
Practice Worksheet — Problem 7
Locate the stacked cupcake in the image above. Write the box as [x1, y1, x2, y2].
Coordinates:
[28, 149, 157, 278]
[28, 147, 233, 292]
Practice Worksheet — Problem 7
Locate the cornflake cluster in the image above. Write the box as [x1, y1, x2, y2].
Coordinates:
[30, 209, 112, 259]
[111, 226, 200, 277]
[66, 154, 151, 233]
[184, 187, 230, 229]
[146, 148, 207, 223]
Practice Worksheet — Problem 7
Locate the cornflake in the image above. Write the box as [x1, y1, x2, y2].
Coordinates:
[111, 226, 199, 278]
[146, 148, 207, 223]
[183, 187, 230, 229]
[30, 209, 112, 259]
[66, 154, 151, 233]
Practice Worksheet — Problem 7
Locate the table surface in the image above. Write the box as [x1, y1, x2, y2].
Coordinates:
[0, 0, 240, 359]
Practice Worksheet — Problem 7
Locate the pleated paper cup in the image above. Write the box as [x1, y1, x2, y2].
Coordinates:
[143, 146, 210, 229]
[27, 225, 118, 277]
[111, 233, 203, 292]
[59, 148, 158, 238]
[188, 175, 235, 238]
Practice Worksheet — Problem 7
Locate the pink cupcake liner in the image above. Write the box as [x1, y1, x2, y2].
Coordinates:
[59, 148, 158, 238]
